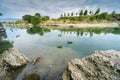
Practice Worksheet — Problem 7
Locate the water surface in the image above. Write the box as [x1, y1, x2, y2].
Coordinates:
[1, 26, 120, 80]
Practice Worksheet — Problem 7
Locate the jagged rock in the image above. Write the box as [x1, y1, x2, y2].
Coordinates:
[0, 48, 29, 68]
[62, 50, 120, 80]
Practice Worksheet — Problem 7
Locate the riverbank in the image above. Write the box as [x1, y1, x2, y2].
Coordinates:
[41, 22, 120, 29]
[4, 21, 120, 29]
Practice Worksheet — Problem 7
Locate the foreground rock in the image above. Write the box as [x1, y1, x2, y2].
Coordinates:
[62, 50, 120, 80]
[0, 48, 29, 68]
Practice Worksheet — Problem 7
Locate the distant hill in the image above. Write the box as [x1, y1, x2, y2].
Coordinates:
[0, 18, 21, 22]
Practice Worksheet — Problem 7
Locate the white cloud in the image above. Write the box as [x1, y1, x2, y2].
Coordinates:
[0, 0, 120, 18]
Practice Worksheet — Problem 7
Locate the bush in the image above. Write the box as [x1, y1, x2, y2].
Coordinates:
[30, 16, 40, 26]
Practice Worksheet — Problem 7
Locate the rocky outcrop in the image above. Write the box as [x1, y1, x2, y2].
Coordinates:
[0, 48, 29, 68]
[62, 50, 120, 80]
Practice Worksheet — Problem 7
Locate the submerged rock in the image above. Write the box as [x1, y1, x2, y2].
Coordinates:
[62, 50, 120, 80]
[0, 48, 29, 68]
[22, 73, 40, 80]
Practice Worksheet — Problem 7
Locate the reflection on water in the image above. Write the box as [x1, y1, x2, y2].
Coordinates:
[0, 31, 13, 53]
[27, 27, 50, 35]
[2, 26, 120, 80]
[60, 27, 120, 37]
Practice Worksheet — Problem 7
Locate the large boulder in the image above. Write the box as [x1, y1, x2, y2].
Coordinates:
[62, 50, 120, 80]
[0, 48, 29, 68]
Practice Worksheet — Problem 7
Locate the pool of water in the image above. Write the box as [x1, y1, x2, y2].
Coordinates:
[1, 26, 120, 80]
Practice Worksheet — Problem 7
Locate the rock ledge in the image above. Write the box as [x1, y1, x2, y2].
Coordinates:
[62, 50, 120, 80]
[0, 48, 29, 68]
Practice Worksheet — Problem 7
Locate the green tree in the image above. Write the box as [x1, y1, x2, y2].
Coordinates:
[76, 13, 78, 16]
[79, 10, 83, 16]
[94, 8, 100, 15]
[64, 13, 66, 17]
[0, 41, 13, 53]
[71, 12, 74, 16]
[35, 13, 41, 19]
[61, 14, 63, 17]
[111, 11, 116, 16]
[30, 16, 40, 25]
[22, 15, 32, 23]
[99, 12, 109, 20]
[41, 16, 50, 21]
[84, 10, 88, 16]
[67, 13, 70, 17]
[89, 11, 93, 15]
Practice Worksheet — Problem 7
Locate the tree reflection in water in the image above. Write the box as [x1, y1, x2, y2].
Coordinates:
[60, 27, 120, 37]
[27, 26, 50, 36]
[0, 31, 13, 53]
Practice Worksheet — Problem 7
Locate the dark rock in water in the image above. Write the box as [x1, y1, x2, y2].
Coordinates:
[10, 28, 13, 32]
[67, 41, 73, 45]
[58, 34, 62, 37]
[57, 46, 63, 48]
[22, 73, 40, 80]
[62, 50, 120, 80]
[32, 56, 44, 65]
[16, 35, 20, 38]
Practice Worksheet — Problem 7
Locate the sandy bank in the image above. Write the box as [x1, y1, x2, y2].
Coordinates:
[42, 22, 120, 28]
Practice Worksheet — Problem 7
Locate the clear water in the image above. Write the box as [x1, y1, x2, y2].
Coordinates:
[1, 26, 120, 80]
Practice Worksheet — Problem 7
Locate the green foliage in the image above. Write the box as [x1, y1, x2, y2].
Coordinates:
[61, 14, 63, 17]
[60, 28, 120, 37]
[15, 20, 25, 24]
[27, 27, 50, 35]
[111, 11, 116, 16]
[64, 13, 66, 17]
[41, 16, 50, 21]
[35, 13, 41, 19]
[59, 8, 119, 22]
[78, 16, 84, 21]
[99, 12, 109, 20]
[75, 13, 78, 16]
[22, 13, 49, 25]
[94, 8, 100, 15]
[71, 12, 74, 16]
[0, 41, 13, 53]
[79, 10, 83, 16]
[84, 10, 88, 16]
[30, 16, 40, 25]
[22, 15, 32, 23]
[67, 13, 70, 17]
[89, 11, 93, 15]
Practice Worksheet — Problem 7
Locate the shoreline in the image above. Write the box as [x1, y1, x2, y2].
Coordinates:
[41, 22, 120, 29]
[4, 22, 120, 29]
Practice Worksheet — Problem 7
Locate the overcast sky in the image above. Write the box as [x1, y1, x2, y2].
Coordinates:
[0, 0, 120, 19]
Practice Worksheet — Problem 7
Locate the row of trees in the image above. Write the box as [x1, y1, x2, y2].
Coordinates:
[22, 13, 50, 26]
[59, 8, 119, 22]
[61, 8, 100, 17]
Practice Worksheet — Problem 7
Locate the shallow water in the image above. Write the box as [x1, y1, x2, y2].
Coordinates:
[1, 26, 120, 80]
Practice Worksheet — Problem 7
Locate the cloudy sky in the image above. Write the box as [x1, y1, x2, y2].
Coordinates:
[0, 0, 120, 19]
